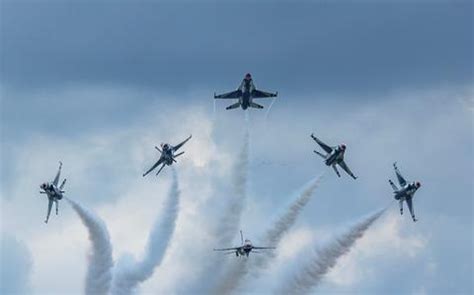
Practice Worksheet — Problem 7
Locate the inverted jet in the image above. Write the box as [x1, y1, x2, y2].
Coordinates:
[213, 230, 275, 257]
[143, 135, 192, 177]
[214, 73, 277, 110]
[389, 162, 421, 222]
[311, 133, 357, 179]
[39, 161, 67, 223]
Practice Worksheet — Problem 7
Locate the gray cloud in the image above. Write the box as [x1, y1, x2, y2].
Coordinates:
[1, 2, 472, 93]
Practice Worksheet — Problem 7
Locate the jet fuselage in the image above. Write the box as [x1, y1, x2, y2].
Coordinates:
[237, 240, 253, 256]
[238, 78, 256, 110]
[41, 183, 63, 201]
[325, 147, 345, 166]
[394, 183, 419, 201]
[160, 144, 175, 165]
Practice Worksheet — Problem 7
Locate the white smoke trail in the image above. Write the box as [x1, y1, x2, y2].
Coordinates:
[277, 208, 386, 294]
[66, 198, 114, 295]
[185, 121, 251, 294]
[264, 97, 277, 123]
[214, 174, 324, 294]
[212, 99, 217, 122]
[215, 122, 250, 243]
[111, 168, 180, 295]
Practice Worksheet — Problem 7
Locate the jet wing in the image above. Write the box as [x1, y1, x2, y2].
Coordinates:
[393, 162, 407, 187]
[253, 246, 276, 250]
[252, 89, 277, 98]
[311, 135, 333, 154]
[173, 135, 192, 152]
[338, 160, 357, 179]
[45, 199, 53, 223]
[143, 157, 165, 177]
[213, 247, 241, 251]
[214, 90, 242, 99]
[52, 161, 62, 187]
[406, 197, 415, 220]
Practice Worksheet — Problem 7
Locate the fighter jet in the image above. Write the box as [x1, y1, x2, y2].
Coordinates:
[389, 162, 421, 222]
[143, 135, 192, 177]
[213, 230, 275, 257]
[214, 73, 278, 110]
[39, 161, 66, 223]
[311, 133, 357, 179]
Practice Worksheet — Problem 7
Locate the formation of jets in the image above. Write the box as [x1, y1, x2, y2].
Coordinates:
[214, 231, 275, 257]
[39, 73, 423, 254]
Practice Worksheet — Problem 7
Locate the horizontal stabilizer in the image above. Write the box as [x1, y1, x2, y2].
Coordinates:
[226, 102, 241, 110]
[313, 150, 326, 159]
[249, 102, 264, 109]
[60, 178, 67, 190]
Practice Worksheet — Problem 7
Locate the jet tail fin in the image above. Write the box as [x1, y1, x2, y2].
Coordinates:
[332, 165, 341, 177]
[156, 163, 166, 176]
[60, 178, 67, 190]
[389, 179, 398, 191]
[313, 150, 326, 159]
[249, 102, 264, 109]
[240, 230, 244, 245]
[226, 102, 241, 110]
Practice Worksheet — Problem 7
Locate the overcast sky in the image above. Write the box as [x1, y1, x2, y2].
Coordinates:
[1, 1, 473, 294]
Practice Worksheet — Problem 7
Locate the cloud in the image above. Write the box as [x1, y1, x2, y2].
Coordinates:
[0, 83, 472, 294]
[0, 233, 33, 294]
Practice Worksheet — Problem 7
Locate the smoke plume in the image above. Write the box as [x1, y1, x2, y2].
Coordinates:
[111, 168, 180, 295]
[214, 175, 324, 294]
[67, 198, 114, 295]
[190, 125, 251, 292]
[277, 209, 385, 294]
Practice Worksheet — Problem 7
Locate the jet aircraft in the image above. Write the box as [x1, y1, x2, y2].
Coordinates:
[311, 133, 357, 179]
[39, 161, 66, 223]
[213, 230, 275, 257]
[214, 73, 277, 110]
[143, 135, 192, 177]
[389, 162, 421, 222]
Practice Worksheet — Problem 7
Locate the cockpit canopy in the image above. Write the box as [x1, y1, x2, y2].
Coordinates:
[40, 182, 48, 190]
[340, 144, 346, 151]
[161, 143, 170, 150]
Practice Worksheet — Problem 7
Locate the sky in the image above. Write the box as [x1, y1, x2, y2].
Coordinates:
[1, 1, 473, 294]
